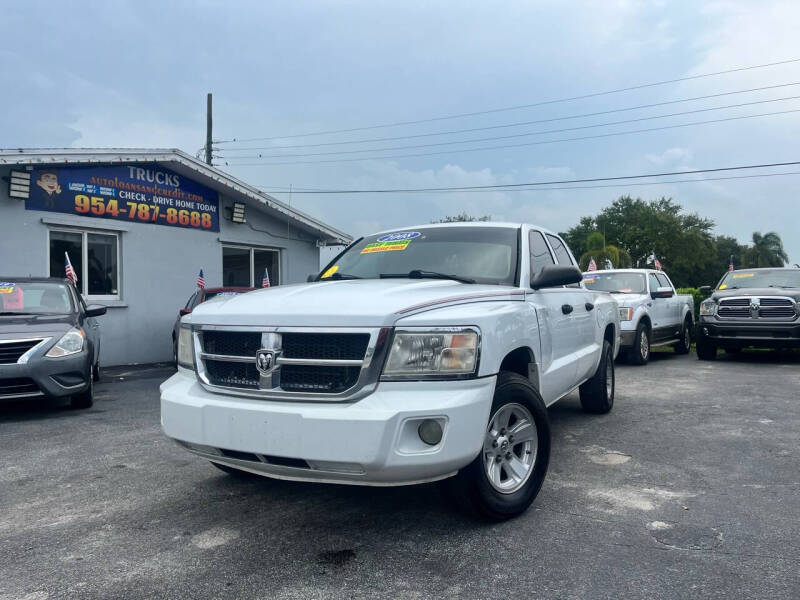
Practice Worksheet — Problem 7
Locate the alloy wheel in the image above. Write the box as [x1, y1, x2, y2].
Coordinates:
[483, 402, 538, 494]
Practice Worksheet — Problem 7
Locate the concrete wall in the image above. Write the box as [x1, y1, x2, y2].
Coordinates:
[0, 165, 321, 366]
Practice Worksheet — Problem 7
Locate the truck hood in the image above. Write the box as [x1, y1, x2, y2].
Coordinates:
[0, 313, 77, 340]
[189, 279, 523, 327]
[611, 293, 649, 307]
[711, 287, 800, 302]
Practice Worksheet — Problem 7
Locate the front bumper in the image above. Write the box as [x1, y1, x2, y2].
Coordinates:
[0, 351, 91, 401]
[697, 318, 800, 347]
[160, 370, 496, 486]
[619, 329, 636, 348]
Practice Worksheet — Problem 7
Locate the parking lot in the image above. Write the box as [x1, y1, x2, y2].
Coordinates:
[1, 352, 798, 600]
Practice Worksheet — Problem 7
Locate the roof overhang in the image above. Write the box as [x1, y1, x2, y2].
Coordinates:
[0, 147, 351, 245]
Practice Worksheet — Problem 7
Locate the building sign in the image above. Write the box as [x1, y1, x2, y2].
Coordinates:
[25, 164, 220, 232]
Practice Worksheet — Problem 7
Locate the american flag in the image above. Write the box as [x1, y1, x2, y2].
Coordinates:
[728, 254, 734, 272]
[196, 269, 205, 289]
[587, 257, 597, 271]
[653, 255, 662, 271]
[262, 268, 270, 288]
[64, 252, 78, 284]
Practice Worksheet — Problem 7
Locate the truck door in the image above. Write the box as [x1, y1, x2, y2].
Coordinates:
[546, 234, 598, 382]
[648, 272, 672, 342]
[656, 272, 681, 339]
[527, 230, 578, 403]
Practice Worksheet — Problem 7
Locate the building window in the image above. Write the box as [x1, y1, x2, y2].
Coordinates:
[48, 229, 120, 299]
[222, 245, 280, 287]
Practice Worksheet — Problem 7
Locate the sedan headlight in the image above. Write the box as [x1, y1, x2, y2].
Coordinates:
[700, 299, 717, 316]
[177, 326, 195, 370]
[45, 327, 85, 357]
[382, 328, 479, 379]
[619, 307, 634, 321]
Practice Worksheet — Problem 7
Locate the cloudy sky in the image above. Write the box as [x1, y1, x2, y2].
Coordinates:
[3, 1, 800, 265]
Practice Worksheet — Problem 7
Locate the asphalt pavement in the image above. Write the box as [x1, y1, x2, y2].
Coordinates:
[1, 351, 799, 599]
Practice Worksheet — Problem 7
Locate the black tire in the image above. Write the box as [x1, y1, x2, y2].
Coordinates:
[629, 322, 650, 365]
[70, 378, 94, 409]
[92, 362, 101, 382]
[696, 329, 717, 361]
[579, 340, 615, 414]
[673, 317, 692, 355]
[439, 372, 551, 521]
[172, 336, 178, 368]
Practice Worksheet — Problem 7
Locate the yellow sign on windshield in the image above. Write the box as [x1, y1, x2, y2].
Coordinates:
[732, 273, 755, 279]
[321, 265, 339, 279]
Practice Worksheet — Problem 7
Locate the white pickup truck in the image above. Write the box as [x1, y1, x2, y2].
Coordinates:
[582, 269, 694, 364]
[161, 223, 620, 520]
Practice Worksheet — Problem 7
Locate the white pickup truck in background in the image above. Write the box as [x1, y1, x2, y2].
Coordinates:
[583, 269, 694, 364]
[161, 222, 620, 520]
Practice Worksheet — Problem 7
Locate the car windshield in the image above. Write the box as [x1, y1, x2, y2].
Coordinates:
[0, 281, 74, 315]
[204, 291, 244, 301]
[718, 269, 800, 290]
[320, 227, 519, 286]
[582, 272, 647, 294]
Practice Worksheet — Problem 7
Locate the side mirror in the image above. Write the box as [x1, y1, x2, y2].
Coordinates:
[531, 265, 582, 290]
[699, 285, 712, 296]
[179, 308, 191, 316]
[85, 304, 107, 318]
[651, 286, 674, 299]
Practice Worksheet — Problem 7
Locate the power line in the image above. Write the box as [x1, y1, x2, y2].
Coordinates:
[221, 81, 800, 152]
[260, 170, 800, 194]
[215, 58, 800, 143]
[222, 108, 800, 166]
[221, 94, 800, 160]
[248, 161, 800, 194]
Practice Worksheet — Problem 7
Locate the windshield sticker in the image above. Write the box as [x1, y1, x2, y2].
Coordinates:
[0, 283, 16, 294]
[732, 273, 755, 279]
[619, 288, 633, 293]
[321, 265, 339, 278]
[215, 292, 239, 296]
[582, 276, 596, 283]
[361, 239, 413, 254]
[719, 283, 728, 290]
[376, 231, 421, 243]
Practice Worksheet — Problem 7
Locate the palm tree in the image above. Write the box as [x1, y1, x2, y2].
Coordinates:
[746, 231, 788, 267]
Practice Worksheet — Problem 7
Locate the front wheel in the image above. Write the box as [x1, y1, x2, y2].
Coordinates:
[696, 329, 717, 361]
[629, 322, 650, 365]
[70, 378, 94, 409]
[439, 372, 551, 521]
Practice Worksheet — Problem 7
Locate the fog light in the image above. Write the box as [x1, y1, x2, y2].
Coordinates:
[418, 419, 443, 446]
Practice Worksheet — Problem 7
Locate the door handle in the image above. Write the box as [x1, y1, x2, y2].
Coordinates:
[561, 304, 573, 314]
[585, 302, 595, 311]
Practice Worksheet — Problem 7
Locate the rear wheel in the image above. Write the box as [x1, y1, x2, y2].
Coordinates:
[674, 317, 692, 354]
[70, 378, 94, 409]
[579, 340, 615, 414]
[629, 322, 650, 365]
[439, 372, 550, 521]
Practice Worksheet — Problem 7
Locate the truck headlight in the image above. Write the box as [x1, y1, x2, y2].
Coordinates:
[45, 327, 85, 357]
[700, 300, 717, 316]
[177, 326, 195, 370]
[382, 328, 479, 379]
[619, 307, 634, 321]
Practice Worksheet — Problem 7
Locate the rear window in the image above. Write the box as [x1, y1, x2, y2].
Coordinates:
[0, 281, 74, 315]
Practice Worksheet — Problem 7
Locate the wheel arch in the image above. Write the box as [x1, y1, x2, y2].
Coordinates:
[498, 346, 539, 391]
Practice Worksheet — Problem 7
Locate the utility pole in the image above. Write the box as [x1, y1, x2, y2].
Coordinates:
[205, 93, 213, 166]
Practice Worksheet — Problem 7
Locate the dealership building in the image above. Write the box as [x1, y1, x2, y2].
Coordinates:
[0, 148, 350, 366]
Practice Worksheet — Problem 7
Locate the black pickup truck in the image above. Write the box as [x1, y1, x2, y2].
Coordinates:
[696, 267, 800, 359]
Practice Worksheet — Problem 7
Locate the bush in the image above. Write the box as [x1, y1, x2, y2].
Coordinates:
[677, 287, 703, 318]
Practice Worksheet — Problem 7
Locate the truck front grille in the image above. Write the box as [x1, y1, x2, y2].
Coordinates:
[0, 339, 44, 364]
[195, 328, 387, 400]
[718, 297, 797, 320]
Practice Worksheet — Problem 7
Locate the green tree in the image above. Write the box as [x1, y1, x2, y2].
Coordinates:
[578, 231, 632, 270]
[433, 212, 491, 223]
[744, 231, 788, 267]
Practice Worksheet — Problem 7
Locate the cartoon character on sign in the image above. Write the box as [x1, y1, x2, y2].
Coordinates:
[36, 170, 62, 209]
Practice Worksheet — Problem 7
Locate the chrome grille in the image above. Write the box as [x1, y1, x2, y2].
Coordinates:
[717, 296, 797, 320]
[195, 327, 389, 401]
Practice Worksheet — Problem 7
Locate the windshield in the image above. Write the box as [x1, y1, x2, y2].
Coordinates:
[320, 227, 519, 286]
[0, 281, 74, 315]
[718, 269, 800, 290]
[582, 272, 647, 294]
